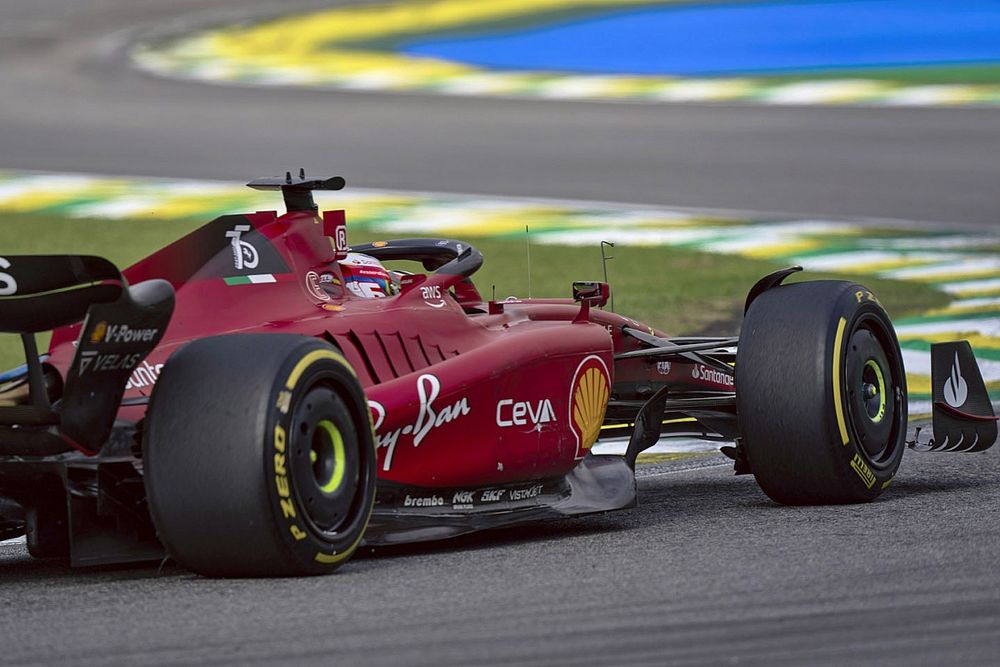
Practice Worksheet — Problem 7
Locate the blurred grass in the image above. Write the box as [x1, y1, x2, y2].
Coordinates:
[0, 213, 949, 370]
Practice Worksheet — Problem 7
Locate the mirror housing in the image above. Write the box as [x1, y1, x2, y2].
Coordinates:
[572, 281, 610, 307]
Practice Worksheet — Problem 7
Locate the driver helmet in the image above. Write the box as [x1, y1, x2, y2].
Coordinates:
[338, 252, 400, 298]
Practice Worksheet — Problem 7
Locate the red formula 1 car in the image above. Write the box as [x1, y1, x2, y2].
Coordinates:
[0, 174, 995, 576]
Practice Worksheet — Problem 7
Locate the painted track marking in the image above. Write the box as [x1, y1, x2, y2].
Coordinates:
[131, 0, 1000, 107]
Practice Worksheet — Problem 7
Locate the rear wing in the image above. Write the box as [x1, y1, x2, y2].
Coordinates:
[0, 255, 174, 454]
[0, 255, 124, 334]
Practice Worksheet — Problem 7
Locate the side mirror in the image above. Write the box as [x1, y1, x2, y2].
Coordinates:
[572, 281, 610, 307]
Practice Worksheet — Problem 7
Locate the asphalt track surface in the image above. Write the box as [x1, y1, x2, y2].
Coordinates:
[0, 1, 999, 665]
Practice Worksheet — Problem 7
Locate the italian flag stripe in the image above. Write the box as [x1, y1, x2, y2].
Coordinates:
[224, 273, 280, 285]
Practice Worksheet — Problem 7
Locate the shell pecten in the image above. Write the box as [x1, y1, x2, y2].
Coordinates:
[573, 365, 609, 452]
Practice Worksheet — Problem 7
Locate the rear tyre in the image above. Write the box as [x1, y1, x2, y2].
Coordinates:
[143, 335, 376, 576]
[737, 281, 906, 504]
[0, 497, 25, 542]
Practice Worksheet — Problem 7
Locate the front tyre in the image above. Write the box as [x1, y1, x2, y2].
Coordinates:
[737, 281, 907, 504]
[143, 335, 376, 577]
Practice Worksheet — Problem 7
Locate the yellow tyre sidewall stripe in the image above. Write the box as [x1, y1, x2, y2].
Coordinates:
[833, 317, 850, 446]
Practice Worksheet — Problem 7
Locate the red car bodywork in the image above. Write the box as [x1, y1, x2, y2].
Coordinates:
[46, 206, 721, 492]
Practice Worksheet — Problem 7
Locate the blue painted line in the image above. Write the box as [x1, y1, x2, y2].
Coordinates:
[402, 0, 1000, 76]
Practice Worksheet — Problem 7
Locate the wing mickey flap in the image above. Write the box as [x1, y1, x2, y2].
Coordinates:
[927, 341, 998, 452]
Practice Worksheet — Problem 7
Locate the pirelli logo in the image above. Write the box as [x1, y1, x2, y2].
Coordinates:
[850, 453, 877, 489]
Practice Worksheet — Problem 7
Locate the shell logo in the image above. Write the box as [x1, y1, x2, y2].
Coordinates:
[569, 354, 610, 459]
[89, 321, 107, 344]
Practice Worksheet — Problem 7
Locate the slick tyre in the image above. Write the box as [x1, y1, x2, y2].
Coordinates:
[143, 335, 376, 577]
[737, 281, 906, 504]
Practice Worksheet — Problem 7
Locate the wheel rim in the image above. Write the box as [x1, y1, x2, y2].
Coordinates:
[862, 359, 887, 423]
[844, 315, 905, 466]
[311, 420, 347, 494]
[289, 386, 361, 533]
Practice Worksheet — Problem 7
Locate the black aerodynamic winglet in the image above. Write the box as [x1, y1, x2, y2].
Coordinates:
[246, 169, 345, 212]
[928, 341, 998, 452]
